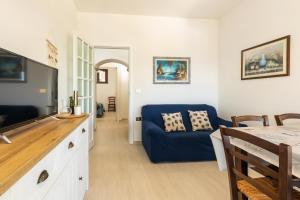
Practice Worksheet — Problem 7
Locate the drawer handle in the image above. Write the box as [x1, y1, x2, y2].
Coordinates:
[79, 176, 83, 181]
[37, 170, 49, 184]
[68, 141, 74, 149]
[82, 128, 86, 134]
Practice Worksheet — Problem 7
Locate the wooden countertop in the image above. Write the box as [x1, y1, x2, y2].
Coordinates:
[0, 116, 88, 195]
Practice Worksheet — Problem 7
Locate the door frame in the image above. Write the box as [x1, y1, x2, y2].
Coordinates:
[94, 46, 134, 144]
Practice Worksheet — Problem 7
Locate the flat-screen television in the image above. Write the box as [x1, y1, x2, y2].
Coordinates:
[0, 48, 58, 133]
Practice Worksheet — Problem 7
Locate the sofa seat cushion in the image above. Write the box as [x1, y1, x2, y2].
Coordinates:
[165, 131, 213, 145]
[159, 131, 216, 161]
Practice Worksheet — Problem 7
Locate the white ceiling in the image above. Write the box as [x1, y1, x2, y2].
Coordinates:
[73, 0, 241, 19]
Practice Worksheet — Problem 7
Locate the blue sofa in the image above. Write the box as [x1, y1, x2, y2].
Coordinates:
[141, 104, 233, 163]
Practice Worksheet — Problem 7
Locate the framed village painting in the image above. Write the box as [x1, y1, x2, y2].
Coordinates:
[241, 35, 290, 80]
[153, 57, 191, 84]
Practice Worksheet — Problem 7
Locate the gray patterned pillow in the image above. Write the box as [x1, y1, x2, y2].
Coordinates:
[188, 110, 213, 131]
[161, 112, 186, 133]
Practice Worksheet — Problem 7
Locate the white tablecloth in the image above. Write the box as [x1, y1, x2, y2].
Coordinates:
[210, 126, 300, 177]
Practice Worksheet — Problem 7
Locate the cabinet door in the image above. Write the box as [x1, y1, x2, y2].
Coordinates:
[78, 127, 89, 200]
[43, 156, 78, 200]
[0, 191, 11, 200]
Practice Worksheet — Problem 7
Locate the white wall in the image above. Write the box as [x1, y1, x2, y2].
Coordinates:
[0, 0, 77, 110]
[219, 0, 300, 123]
[78, 13, 219, 141]
[96, 67, 117, 110]
[94, 48, 129, 64]
[117, 65, 129, 120]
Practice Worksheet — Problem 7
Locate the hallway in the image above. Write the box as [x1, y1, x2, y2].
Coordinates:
[85, 113, 229, 200]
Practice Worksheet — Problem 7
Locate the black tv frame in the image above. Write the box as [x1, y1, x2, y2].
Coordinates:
[0, 47, 59, 136]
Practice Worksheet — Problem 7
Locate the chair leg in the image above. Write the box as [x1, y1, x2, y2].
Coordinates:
[238, 192, 247, 200]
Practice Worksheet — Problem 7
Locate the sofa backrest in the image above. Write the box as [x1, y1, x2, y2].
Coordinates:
[142, 104, 219, 132]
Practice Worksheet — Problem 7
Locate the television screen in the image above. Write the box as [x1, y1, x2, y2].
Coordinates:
[0, 48, 58, 133]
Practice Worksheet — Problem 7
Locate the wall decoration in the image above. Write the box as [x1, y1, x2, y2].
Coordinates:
[97, 69, 108, 84]
[153, 57, 191, 84]
[0, 53, 26, 82]
[241, 35, 290, 80]
[47, 39, 58, 67]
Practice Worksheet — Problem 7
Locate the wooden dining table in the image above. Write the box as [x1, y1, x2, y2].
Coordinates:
[211, 125, 300, 177]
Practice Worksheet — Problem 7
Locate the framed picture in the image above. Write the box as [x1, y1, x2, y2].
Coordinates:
[0, 54, 26, 82]
[153, 57, 191, 84]
[47, 39, 58, 68]
[97, 69, 108, 84]
[241, 35, 290, 80]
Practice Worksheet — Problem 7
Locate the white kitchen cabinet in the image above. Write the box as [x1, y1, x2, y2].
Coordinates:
[1, 119, 89, 200]
[0, 191, 10, 200]
[78, 123, 89, 200]
[43, 155, 78, 200]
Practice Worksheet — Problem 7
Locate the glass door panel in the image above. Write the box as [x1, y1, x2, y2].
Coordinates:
[84, 61, 88, 78]
[89, 80, 92, 96]
[77, 38, 82, 57]
[78, 79, 83, 96]
[89, 64, 92, 79]
[84, 80, 88, 96]
[84, 43, 88, 60]
[78, 58, 83, 77]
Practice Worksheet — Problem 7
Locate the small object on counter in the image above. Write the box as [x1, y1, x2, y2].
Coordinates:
[74, 106, 82, 116]
[69, 96, 75, 114]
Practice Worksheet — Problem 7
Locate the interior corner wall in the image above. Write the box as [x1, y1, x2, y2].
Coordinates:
[0, 0, 77, 110]
[77, 13, 219, 141]
[219, 0, 300, 123]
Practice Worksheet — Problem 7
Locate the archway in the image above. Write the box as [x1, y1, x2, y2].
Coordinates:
[95, 59, 129, 71]
[94, 60, 129, 127]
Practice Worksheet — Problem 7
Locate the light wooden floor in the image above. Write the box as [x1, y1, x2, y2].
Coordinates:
[85, 112, 230, 200]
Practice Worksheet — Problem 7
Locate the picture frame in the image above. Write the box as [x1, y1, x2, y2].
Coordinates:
[153, 57, 191, 84]
[241, 35, 290, 80]
[47, 40, 58, 68]
[0, 54, 27, 82]
[97, 69, 108, 84]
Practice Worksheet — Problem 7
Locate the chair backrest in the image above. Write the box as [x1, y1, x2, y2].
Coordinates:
[275, 113, 300, 126]
[220, 127, 292, 200]
[108, 96, 116, 104]
[231, 115, 269, 127]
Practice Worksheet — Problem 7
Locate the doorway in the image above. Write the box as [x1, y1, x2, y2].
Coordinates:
[95, 62, 129, 122]
[93, 47, 132, 143]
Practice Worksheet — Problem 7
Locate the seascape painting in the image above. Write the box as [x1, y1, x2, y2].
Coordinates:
[153, 57, 190, 84]
[241, 36, 290, 80]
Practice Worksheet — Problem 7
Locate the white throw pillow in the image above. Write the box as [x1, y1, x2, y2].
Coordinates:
[188, 110, 213, 131]
[161, 112, 186, 132]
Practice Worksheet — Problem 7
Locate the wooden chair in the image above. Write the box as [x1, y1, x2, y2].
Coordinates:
[275, 113, 300, 126]
[220, 127, 300, 200]
[231, 115, 270, 127]
[108, 96, 116, 112]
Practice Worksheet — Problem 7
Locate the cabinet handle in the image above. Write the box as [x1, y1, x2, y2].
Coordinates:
[79, 176, 83, 181]
[82, 128, 86, 134]
[68, 141, 74, 149]
[37, 170, 49, 184]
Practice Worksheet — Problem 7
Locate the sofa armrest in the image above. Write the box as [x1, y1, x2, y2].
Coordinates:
[142, 120, 166, 138]
[217, 117, 247, 128]
[217, 117, 233, 128]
